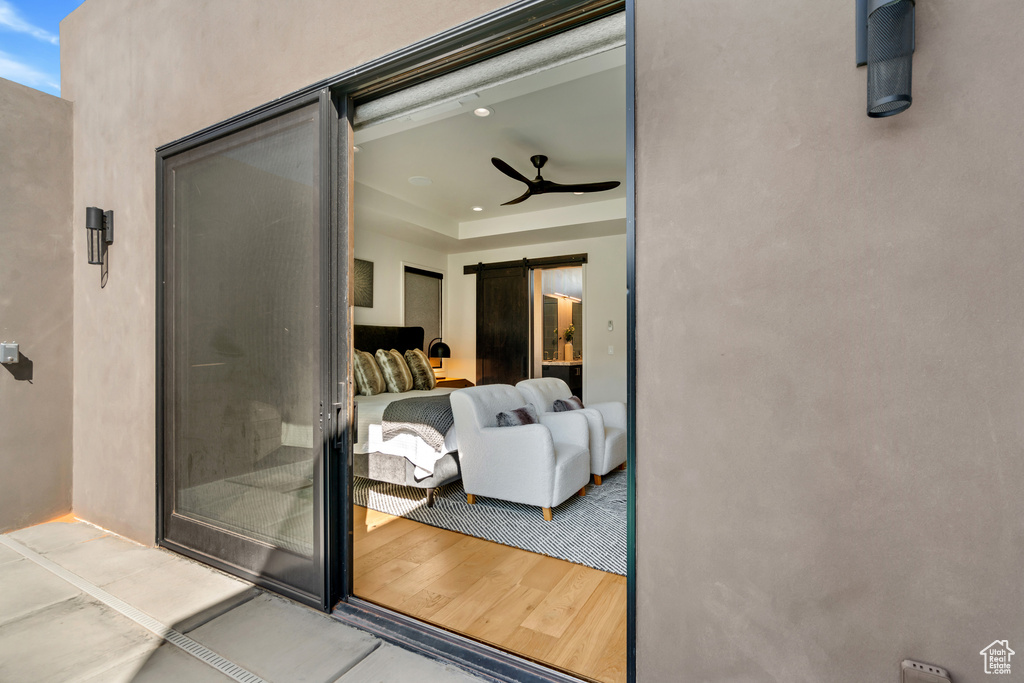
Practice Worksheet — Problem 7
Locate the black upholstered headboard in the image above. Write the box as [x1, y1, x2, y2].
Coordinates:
[353, 325, 425, 354]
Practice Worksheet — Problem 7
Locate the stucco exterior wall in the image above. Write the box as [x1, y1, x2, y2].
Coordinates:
[60, 0, 1024, 680]
[0, 78, 73, 533]
[635, 2, 1024, 681]
[60, 0, 512, 543]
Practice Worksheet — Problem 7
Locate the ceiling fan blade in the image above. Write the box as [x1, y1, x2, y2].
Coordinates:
[491, 157, 532, 185]
[500, 188, 534, 206]
[542, 180, 621, 194]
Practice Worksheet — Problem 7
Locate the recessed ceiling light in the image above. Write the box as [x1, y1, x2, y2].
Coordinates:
[472, 206, 484, 212]
[473, 107, 492, 117]
[573, 192, 584, 195]
[408, 176, 432, 186]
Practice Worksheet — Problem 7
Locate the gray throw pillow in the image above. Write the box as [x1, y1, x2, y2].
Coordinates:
[404, 348, 436, 391]
[552, 396, 584, 412]
[496, 404, 539, 427]
[375, 348, 414, 393]
[353, 350, 385, 396]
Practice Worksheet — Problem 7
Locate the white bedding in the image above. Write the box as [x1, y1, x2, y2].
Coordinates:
[354, 387, 457, 479]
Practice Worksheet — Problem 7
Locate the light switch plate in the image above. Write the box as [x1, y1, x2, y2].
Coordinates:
[0, 342, 18, 364]
[901, 660, 950, 683]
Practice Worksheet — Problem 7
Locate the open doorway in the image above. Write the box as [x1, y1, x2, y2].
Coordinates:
[346, 13, 627, 683]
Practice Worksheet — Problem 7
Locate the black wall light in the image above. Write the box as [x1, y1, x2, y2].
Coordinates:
[857, 0, 915, 117]
[86, 206, 114, 265]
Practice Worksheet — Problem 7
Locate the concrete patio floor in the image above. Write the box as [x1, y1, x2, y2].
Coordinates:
[0, 518, 487, 683]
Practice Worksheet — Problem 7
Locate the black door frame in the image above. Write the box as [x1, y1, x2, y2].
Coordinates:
[156, 1, 636, 680]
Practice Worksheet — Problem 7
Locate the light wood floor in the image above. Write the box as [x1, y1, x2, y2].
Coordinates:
[352, 505, 626, 683]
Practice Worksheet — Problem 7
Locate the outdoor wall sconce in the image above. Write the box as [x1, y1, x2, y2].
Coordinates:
[856, 0, 915, 117]
[86, 206, 114, 265]
[428, 337, 451, 368]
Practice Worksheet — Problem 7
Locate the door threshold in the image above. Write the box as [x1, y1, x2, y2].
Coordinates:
[332, 597, 589, 683]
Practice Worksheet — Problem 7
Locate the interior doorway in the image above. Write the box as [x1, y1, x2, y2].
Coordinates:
[346, 11, 628, 683]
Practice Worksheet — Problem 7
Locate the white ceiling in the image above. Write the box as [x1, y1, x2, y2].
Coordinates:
[353, 47, 627, 253]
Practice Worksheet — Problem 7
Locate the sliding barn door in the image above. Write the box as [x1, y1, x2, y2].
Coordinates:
[475, 265, 529, 385]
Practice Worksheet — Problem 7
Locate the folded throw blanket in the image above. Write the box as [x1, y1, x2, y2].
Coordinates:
[382, 394, 454, 453]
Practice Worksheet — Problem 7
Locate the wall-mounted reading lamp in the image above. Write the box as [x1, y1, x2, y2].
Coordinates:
[428, 337, 451, 368]
[86, 206, 114, 265]
[857, 0, 915, 117]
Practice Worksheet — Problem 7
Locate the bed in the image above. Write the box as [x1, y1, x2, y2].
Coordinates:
[352, 325, 461, 507]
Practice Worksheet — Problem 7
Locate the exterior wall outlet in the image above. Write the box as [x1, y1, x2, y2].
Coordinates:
[0, 342, 18, 364]
[901, 660, 951, 683]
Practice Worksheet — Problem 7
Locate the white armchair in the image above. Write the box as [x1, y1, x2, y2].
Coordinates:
[516, 378, 627, 485]
[450, 384, 591, 520]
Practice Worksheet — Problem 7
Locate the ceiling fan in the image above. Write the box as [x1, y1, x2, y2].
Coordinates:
[491, 155, 620, 206]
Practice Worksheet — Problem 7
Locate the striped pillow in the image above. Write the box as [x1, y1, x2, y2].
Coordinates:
[375, 349, 414, 393]
[496, 404, 539, 427]
[353, 350, 385, 396]
[404, 348, 436, 391]
[553, 396, 584, 412]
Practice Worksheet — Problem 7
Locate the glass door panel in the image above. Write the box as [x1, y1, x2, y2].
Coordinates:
[161, 103, 326, 604]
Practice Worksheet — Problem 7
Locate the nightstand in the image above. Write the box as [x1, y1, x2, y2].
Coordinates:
[435, 377, 474, 388]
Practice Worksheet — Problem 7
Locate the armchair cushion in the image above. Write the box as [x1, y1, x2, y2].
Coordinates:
[496, 404, 539, 427]
[553, 396, 584, 412]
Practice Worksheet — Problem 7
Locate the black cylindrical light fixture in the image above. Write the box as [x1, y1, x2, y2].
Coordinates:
[86, 206, 105, 265]
[866, 0, 914, 117]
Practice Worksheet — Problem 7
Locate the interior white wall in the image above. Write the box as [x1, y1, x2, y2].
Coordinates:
[447, 233, 627, 405]
[352, 223, 448, 329]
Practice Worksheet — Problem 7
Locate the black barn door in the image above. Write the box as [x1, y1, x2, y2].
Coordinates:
[475, 265, 529, 385]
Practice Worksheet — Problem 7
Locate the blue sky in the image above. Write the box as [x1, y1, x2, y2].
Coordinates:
[0, 0, 87, 96]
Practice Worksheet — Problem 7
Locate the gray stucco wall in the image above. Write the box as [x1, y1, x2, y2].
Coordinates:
[636, 2, 1024, 681]
[0, 78, 73, 533]
[60, 0, 1024, 680]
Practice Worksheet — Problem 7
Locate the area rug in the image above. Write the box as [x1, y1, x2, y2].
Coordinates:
[353, 469, 626, 576]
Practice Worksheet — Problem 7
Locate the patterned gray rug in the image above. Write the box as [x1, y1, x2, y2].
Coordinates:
[353, 470, 626, 575]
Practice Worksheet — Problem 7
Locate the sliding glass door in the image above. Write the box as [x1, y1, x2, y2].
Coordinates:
[159, 100, 340, 607]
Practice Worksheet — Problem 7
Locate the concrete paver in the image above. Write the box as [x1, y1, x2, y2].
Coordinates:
[0, 595, 158, 682]
[102, 554, 260, 631]
[0, 542, 21, 566]
[0, 558, 81, 627]
[78, 643, 236, 683]
[336, 643, 484, 683]
[8, 521, 107, 554]
[188, 593, 380, 683]
[45, 534, 178, 587]
[0, 519, 489, 683]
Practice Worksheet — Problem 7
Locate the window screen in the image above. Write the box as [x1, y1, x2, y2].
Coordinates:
[404, 267, 443, 359]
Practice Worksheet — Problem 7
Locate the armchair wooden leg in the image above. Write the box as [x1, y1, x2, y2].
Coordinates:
[467, 494, 476, 505]
[426, 488, 436, 508]
[618, 463, 627, 471]
[579, 486, 586, 497]
[593, 474, 603, 486]
[542, 507, 553, 521]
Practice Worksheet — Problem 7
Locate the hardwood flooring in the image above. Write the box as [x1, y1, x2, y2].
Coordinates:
[352, 505, 626, 683]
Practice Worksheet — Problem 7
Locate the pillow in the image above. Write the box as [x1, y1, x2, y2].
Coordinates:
[375, 348, 414, 393]
[353, 350, 385, 396]
[404, 348, 436, 391]
[496, 404, 539, 427]
[552, 396, 584, 412]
